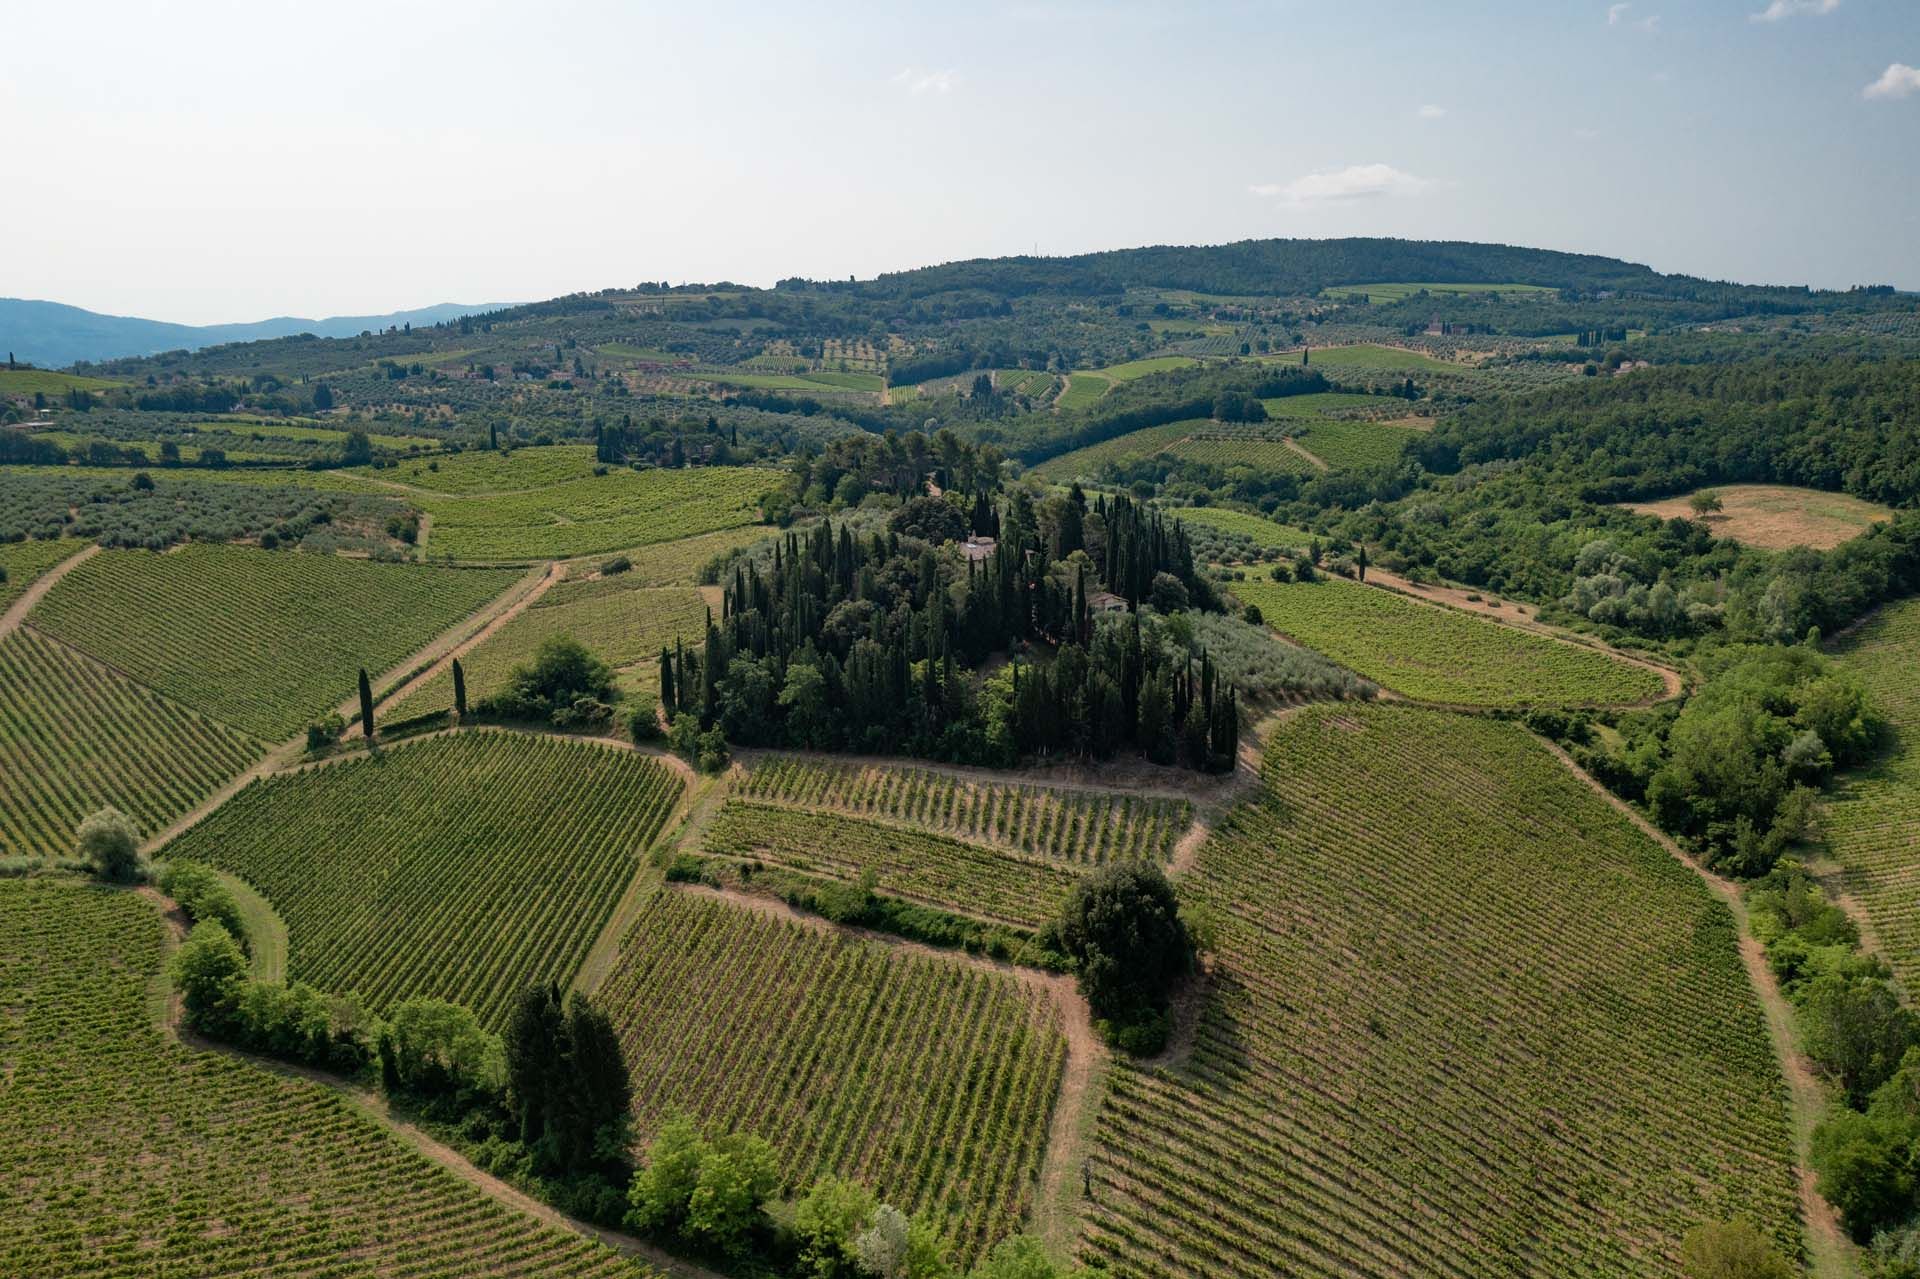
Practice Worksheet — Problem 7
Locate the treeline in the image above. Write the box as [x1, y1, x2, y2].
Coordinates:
[595, 412, 744, 468]
[766, 430, 1005, 525]
[656, 489, 1233, 769]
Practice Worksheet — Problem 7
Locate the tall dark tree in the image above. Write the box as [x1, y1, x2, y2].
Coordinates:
[358, 668, 374, 740]
[504, 984, 566, 1146]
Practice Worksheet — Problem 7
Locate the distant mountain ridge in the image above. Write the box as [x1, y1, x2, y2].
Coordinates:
[0, 298, 512, 370]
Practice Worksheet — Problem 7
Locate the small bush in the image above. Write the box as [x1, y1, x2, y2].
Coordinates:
[306, 713, 346, 750]
[76, 807, 143, 883]
[600, 555, 631, 576]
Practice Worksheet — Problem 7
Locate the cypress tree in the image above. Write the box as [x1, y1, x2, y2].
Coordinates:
[452, 658, 467, 718]
[659, 647, 676, 714]
[358, 668, 374, 740]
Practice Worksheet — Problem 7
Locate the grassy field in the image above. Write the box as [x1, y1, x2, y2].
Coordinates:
[31, 544, 519, 740]
[737, 756, 1191, 865]
[1055, 372, 1112, 411]
[1096, 355, 1198, 382]
[700, 801, 1082, 930]
[411, 466, 771, 560]
[596, 887, 1066, 1259]
[0, 879, 647, 1278]
[0, 535, 87, 609]
[1825, 597, 1920, 992]
[596, 343, 688, 363]
[1234, 577, 1666, 707]
[1028, 420, 1200, 481]
[1300, 343, 1456, 372]
[1321, 281, 1558, 303]
[1623, 484, 1893, 551]
[375, 443, 603, 494]
[162, 731, 681, 1028]
[1078, 704, 1799, 1278]
[0, 628, 262, 860]
[1169, 506, 1317, 555]
[388, 579, 708, 718]
[0, 367, 124, 394]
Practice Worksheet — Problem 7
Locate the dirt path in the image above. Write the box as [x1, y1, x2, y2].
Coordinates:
[1282, 437, 1328, 471]
[0, 541, 98, 638]
[1540, 740, 1855, 1277]
[139, 886, 722, 1279]
[1362, 567, 1686, 705]
[373, 561, 558, 710]
[730, 744, 1242, 807]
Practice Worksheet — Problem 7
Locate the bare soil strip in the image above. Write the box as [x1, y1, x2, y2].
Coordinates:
[1282, 437, 1328, 471]
[0, 541, 98, 638]
[1541, 740, 1856, 1278]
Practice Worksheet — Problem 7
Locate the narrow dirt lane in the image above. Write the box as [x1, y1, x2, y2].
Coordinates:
[0, 542, 98, 638]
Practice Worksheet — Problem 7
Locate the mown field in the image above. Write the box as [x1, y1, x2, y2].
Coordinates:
[1825, 597, 1920, 992]
[1079, 704, 1799, 1278]
[596, 888, 1066, 1260]
[1170, 506, 1316, 554]
[1624, 483, 1893, 552]
[737, 756, 1191, 865]
[410, 465, 771, 560]
[1096, 355, 1198, 382]
[30, 544, 519, 740]
[160, 731, 681, 1027]
[700, 800, 1081, 930]
[0, 879, 649, 1279]
[1234, 577, 1666, 707]
[0, 535, 87, 609]
[388, 577, 708, 718]
[0, 628, 262, 860]
[1299, 343, 1456, 372]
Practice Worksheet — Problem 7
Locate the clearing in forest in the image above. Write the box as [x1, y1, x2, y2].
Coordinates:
[1079, 703, 1799, 1279]
[1623, 484, 1892, 552]
[596, 887, 1066, 1261]
[699, 800, 1082, 931]
[0, 627, 263, 861]
[736, 755, 1191, 865]
[0, 879, 647, 1279]
[1234, 576, 1666, 708]
[159, 731, 682, 1028]
[29, 543, 519, 740]
[1825, 596, 1920, 991]
[387, 577, 709, 718]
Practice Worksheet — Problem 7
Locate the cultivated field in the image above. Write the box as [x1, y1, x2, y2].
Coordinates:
[0, 367, 124, 394]
[30, 544, 519, 740]
[1079, 704, 1799, 1278]
[1028, 421, 1202, 482]
[388, 578, 708, 718]
[1234, 576, 1666, 707]
[700, 800, 1082, 930]
[1321, 281, 1557, 303]
[408, 465, 770, 560]
[1054, 372, 1112, 411]
[376, 443, 603, 493]
[1170, 506, 1317, 554]
[1285, 417, 1422, 470]
[1297, 343, 1455, 372]
[161, 731, 682, 1027]
[0, 535, 86, 609]
[1095, 355, 1198, 382]
[565, 523, 765, 580]
[737, 755, 1191, 865]
[0, 879, 648, 1278]
[0, 627, 262, 860]
[1825, 597, 1920, 992]
[1623, 483, 1893, 551]
[596, 888, 1067, 1259]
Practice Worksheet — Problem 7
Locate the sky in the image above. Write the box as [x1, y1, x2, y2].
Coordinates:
[5, 0, 1917, 324]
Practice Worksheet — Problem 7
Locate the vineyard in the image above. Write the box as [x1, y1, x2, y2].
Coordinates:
[30, 544, 519, 739]
[1825, 597, 1920, 992]
[1287, 417, 1422, 470]
[1028, 420, 1201, 481]
[1165, 437, 1317, 472]
[0, 627, 262, 860]
[1054, 372, 1111, 412]
[1297, 343, 1457, 371]
[376, 443, 604, 494]
[160, 731, 682, 1027]
[1078, 703, 1799, 1278]
[700, 800, 1081, 930]
[0, 879, 648, 1278]
[408, 465, 771, 559]
[1096, 355, 1199, 381]
[0, 535, 86, 609]
[564, 524, 764, 582]
[736, 755, 1191, 865]
[387, 579, 708, 718]
[1170, 506, 1316, 563]
[1233, 577, 1667, 708]
[596, 888, 1066, 1260]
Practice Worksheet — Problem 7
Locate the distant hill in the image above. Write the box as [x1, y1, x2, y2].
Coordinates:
[0, 298, 511, 369]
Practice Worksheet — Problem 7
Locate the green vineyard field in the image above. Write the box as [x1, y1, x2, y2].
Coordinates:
[0, 879, 648, 1279]
[737, 755, 1191, 865]
[161, 731, 681, 1027]
[700, 800, 1081, 930]
[0, 536, 87, 610]
[1078, 703, 1799, 1278]
[0, 628, 262, 860]
[1234, 576, 1666, 707]
[596, 888, 1066, 1259]
[31, 544, 519, 740]
[377, 443, 604, 494]
[1826, 597, 1920, 992]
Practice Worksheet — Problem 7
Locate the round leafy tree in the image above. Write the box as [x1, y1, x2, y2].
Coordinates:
[1056, 862, 1192, 1052]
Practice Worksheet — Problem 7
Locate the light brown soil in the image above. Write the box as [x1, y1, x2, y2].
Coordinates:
[1624, 484, 1892, 552]
[0, 541, 98, 639]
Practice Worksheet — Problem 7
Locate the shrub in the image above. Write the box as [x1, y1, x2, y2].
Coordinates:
[76, 807, 143, 882]
[600, 555, 631, 575]
[306, 713, 346, 750]
[171, 920, 248, 1036]
[158, 861, 248, 952]
[1676, 1219, 1794, 1279]
[792, 1175, 877, 1278]
[628, 697, 663, 742]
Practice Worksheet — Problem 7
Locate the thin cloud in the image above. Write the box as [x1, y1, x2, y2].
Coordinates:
[1608, 4, 1659, 30]
[1417, 104, 1446, 119]
[1251, 163, 1434, 208]
[890, 67, 958, 95]
[1864, 63, 1920, 100]
[1607, 3, 1630, 22]
[1751, 0, 1839, 20]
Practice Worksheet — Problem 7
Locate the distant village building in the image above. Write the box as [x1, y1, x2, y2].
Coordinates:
[963, 537, 996, 563]
[1087, 590, 1130, 614]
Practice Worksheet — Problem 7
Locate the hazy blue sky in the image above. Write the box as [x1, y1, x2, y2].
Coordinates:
[7, 0, 1916, 323]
